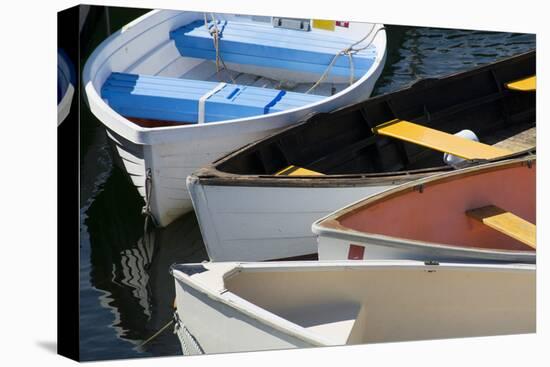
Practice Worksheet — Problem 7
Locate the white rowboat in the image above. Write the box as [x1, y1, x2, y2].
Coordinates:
[172, 260, 535, 355]
[83, 10, 387, 226]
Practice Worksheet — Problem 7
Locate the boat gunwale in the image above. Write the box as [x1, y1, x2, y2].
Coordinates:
[171, 260, 535, 348]
[312, 156, 536, 258]
[189, 148, 534, 188]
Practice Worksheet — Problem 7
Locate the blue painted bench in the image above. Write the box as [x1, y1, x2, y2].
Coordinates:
[169, 20, 376, 80]
[101, 72, 324, 124]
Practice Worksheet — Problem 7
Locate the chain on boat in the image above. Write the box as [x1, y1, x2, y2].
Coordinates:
[173, 311, 205, 355]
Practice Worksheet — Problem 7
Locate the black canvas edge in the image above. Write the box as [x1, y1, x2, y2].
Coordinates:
[57, 4, 80, 362]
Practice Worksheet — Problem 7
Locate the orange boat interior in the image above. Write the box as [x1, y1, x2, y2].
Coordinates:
[338, 162, 536, 251]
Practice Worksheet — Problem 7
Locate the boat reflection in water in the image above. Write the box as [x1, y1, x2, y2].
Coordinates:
[84, 169, 207, 358]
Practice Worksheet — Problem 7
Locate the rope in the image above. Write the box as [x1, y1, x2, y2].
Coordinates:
[138, 319, 174, 348]
[203, 13, 236, 84]
[141, 168, 157, 231]
[305, 25, 386, 94]
[347, 51, 354, 86]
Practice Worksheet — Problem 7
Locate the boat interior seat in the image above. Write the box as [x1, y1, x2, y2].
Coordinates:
[170, 19, 377, 79]
[286, 302, 362, 345]
[466, 205, 536, 249]
[506, 75, 536, 92]
[275, 165, 324, 176]
[372, 119, 513, 160]
[101, 72, 323, 124]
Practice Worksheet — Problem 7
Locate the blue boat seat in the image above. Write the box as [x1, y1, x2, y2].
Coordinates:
[101, 72, 324, 124]
[170, 20, 376, 80]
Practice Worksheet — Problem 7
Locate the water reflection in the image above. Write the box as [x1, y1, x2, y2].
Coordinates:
[81, 167, 207, 360]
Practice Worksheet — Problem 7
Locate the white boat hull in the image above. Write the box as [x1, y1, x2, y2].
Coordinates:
[187, 178, 397, 261]
[174, 268, 314, 355]
[83, 10, 387, 227]
[316, 234, 536, 263]
[172, 261, 535, 355]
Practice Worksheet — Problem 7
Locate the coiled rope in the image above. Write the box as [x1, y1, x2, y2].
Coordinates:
[306, 25, 386, 94]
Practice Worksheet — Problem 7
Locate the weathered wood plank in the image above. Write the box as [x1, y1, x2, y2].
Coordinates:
[493, 127, 536, 152]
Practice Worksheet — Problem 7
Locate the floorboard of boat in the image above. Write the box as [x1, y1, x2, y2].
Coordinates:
[492, 126, 536, 152]
[174, 59, 341, 96]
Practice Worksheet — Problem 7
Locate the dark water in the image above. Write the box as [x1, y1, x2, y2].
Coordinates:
[78, 7, 535, 361]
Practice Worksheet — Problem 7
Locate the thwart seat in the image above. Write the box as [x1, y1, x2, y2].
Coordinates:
[275, 165, 324, 176]
[372, 119, 513, 160]
[506, 76, 536, 92]
[466, 205, 536, 249]
[170, 19, 377, 79]
[101, 72, 323, 124]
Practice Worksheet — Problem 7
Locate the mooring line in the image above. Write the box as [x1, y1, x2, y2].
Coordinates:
[138, 319, 174, 348]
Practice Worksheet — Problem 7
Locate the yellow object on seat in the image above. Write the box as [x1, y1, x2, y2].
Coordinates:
[372, 119, 512, 160]
[506, 76, 536, 92]
[312, 19, 336, 31]
[466, 205, 536, 249]
[275, 165, 323, 176]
